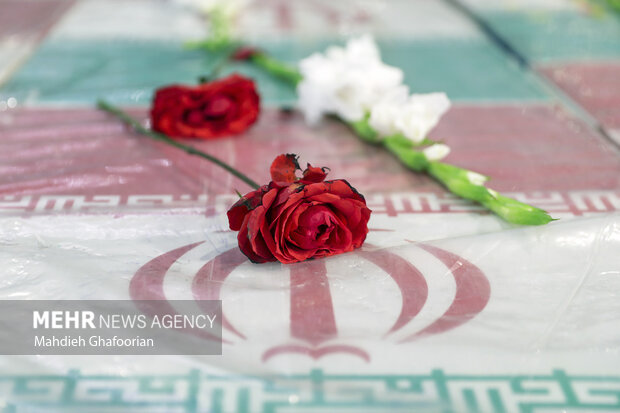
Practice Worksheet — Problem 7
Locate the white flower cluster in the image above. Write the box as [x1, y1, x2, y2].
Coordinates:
[297, 35, 404, 125]
[297, 35, 451, 161]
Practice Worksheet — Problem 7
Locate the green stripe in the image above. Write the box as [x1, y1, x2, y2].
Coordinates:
[1, 38, 550, 105]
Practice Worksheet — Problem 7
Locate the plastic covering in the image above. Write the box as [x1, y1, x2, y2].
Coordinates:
[1, 0, 620, 412]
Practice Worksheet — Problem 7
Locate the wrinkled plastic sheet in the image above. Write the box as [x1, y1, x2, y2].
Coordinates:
[2, 0, 620, 412]
[0, 209, 619, 409]
[1, 105, 620, 412]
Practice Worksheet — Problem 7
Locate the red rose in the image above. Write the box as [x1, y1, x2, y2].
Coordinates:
[227, 154, 371, 264]
[150, 74, 260, 139]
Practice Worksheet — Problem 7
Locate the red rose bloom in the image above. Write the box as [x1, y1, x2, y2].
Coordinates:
[227, 154, 371, 264]
[150, 74, 259, 139]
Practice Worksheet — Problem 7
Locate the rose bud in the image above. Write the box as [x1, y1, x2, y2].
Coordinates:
[227, 154, 371, 264]
[230, 46, 261, 61]
[150, 73, 260, 139]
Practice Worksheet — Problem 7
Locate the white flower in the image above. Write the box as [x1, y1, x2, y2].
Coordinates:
[297, 35, 404, 124]
[396, 93, 451, 143]
[423, 144, 451, 161]
[367, 85, 409, 137]
[369, 91, 451, 143]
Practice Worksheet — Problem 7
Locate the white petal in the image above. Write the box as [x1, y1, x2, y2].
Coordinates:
[423, 144, 451, 161]
[466, 171, 488, 186]
[368, 86, 409, 137]
[297, 35, 403, 124]
[344, 34, 381, 62]
[395, 92, 451, 143]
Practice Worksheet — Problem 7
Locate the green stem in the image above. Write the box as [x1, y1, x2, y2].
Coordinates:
[383, 137, 554, 225]
[347, 116, 382, 144]
[383, 135, 429, 172]
[184, 8, 235, 52]
[96, 100, 261, 190]
[250, 53, 303, 86]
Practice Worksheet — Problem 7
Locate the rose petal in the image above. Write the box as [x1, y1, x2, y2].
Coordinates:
[350, 206, 371, 246]
[307, 192, 341, 205]
[237, 215, 273, 263]
[259, 210, 278, 256]
[289, 205, 336, 250]
[247, 206, 275, 260]
[261, 187, 279, 209]
[270, 187, 306, 226]
[300, 163, 328, 184]
[227, 185, 268, 231]
[270, 154, 300, 186]
[273, 201, 308, 260]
